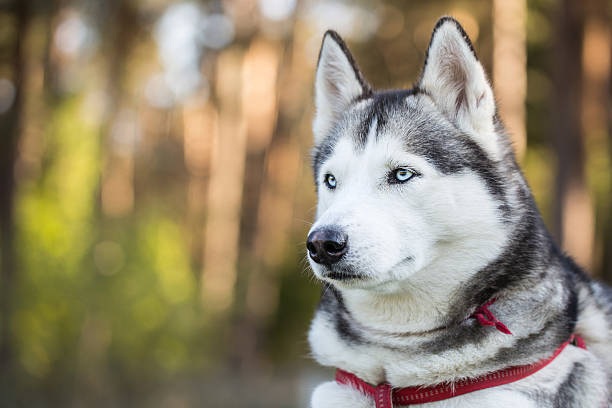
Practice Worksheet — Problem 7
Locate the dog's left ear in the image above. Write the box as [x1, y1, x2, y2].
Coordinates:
[419, 18, 497, 149]
[313, 31, 372, 145]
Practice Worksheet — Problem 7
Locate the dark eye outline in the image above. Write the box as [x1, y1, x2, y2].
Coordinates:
[388, 168, 419, 184]
[323, 173, 337, 189]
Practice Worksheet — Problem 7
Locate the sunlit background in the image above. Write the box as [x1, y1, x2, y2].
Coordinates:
[0, 0, 611, 406]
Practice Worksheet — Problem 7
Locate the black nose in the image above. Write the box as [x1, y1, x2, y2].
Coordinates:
[306, 227, 348, 265]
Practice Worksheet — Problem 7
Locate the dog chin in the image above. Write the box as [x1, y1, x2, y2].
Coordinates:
[311, 257, 418, 290]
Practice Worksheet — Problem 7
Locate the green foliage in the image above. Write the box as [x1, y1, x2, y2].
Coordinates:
[15, 96, 100, 381]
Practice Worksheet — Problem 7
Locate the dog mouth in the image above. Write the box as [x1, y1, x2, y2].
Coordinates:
[319, 266, 368, 281]
[324, 271, 367, 281]
[317, 256, 415, 283]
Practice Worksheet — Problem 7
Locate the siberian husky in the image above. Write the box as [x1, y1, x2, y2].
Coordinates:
[306, 17, 612, 407]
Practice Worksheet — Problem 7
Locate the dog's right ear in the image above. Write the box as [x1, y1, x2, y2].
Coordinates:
[313, 31, 371, 145]
[418, 17, 498, 154]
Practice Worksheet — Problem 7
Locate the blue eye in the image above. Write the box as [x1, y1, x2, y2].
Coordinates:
[391, 168, 416, 183]
[324, 174, 337, 189]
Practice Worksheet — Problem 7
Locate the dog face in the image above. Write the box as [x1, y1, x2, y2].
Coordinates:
[307, 19, 514, 293]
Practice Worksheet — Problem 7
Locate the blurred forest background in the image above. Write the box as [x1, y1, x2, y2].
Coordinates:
[1, 0, 612, 406]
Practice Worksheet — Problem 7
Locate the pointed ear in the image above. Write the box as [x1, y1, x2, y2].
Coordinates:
[313, 30, 371, 145]
[418, 18, 497, 145]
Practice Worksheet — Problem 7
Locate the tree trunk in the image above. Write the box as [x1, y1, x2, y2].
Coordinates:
[0, 0, 29, 403]
[493, 0, 527, 159]
[581, 0, 610, 277]
[552, 0, 593, 271]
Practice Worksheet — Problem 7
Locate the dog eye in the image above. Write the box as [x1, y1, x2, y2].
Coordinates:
[324, 174, 337, 189]
[390, 168, 417, 184]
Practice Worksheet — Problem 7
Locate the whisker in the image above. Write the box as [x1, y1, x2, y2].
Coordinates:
[294, 218, 314, 226]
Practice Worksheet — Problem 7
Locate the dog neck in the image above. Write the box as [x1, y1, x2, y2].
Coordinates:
[341, 285, 454, 335]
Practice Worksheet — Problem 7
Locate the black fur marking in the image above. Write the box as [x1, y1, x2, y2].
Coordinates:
[418, 319, 488, 355]
[553, 362, 585, 408]
[517, 391, 553, 407]
[491, 317, 570, 366]
[461, 144, 506, 205]
[318, 30, 372, 100]
[354, 89, 421, 148]
[318, 284, 365, 345]
[418, 134, 506, 203]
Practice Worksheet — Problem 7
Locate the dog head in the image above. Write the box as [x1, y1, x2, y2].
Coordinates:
[307, 18, 523, 294]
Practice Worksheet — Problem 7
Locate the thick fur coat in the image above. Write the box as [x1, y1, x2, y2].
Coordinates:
[306, 17, 612, 407]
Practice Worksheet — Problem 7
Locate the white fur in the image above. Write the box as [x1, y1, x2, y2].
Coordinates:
[311, 381, 373, 408]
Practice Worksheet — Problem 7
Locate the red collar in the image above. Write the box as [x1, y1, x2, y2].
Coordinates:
[334, 299, 587, 407]
[336, 334, 585, 407]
